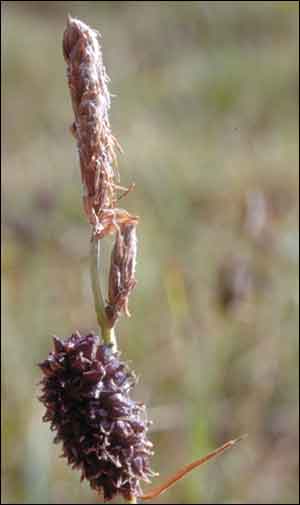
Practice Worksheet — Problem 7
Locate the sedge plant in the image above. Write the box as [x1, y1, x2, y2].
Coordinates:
[38, 16, 245, 504]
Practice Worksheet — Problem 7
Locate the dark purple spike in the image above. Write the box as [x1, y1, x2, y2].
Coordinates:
[38, 333, 154, 501]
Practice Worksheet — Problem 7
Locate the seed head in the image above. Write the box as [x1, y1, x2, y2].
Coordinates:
[38, 332, 156, 502]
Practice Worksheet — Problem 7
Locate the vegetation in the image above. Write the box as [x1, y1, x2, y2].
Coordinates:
[2, 2, 299, 503]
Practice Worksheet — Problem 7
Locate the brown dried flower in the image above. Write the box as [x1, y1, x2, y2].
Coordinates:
[106, 223, 138, 327]
[63, 16, 139, 327]
[63, 16, 137, 238]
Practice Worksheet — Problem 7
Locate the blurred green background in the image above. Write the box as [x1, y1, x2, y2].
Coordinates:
[2, 1, 299, 503]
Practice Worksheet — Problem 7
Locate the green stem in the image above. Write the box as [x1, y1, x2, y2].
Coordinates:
[90, 234, 117, 350]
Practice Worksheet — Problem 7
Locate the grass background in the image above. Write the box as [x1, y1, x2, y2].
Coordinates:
[2, 1, 299, 503]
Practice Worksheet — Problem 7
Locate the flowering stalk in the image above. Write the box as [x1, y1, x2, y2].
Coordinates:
[38, 15, 246, 505]
[59, 16, 154, 503]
